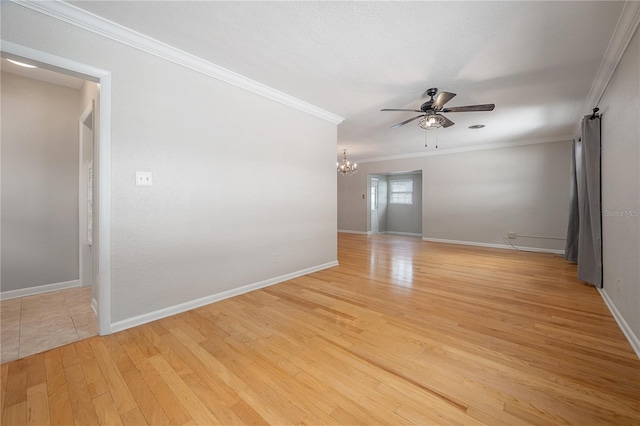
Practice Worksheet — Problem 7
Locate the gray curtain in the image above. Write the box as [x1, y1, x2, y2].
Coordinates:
[567, 115, 602, 287]
[564, 139, 581, 262]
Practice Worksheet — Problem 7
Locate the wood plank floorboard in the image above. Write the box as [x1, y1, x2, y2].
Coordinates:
[1, 233, 638, 425]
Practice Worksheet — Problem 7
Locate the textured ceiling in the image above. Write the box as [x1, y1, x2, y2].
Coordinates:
[70, 1, 625, 161]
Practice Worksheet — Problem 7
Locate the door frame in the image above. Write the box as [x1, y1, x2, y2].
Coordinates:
[79, 101, 94, 293]
[370, 178, 379, 234]
[1, 41, 113, 335]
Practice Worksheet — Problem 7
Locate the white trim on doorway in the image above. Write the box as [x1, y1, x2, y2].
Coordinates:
[0, 40, 113, 335]
[78, 102, 93, 289]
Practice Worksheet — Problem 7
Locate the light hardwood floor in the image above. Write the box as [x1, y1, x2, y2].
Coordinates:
[1, 233, 638, 425]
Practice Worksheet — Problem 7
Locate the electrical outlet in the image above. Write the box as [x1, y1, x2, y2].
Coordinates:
[617, 277, 623, 293]
[272, 253, 279, 264]
[508, 232, 516, 239]
[135, 171, 152, 186]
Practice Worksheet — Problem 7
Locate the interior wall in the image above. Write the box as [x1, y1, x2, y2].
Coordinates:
[1, 3, 338, 324]
[599, 27, 639, 344]
[338, 174, 362, 232]
[1, 71, 80, 292]
[338, 140, 572, 252]
[387, 172, 422, 235]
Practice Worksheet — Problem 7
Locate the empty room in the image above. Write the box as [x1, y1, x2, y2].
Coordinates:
[1, 1, 638, 425]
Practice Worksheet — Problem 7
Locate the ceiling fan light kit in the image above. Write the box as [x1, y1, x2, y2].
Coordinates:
[419, 114, 445, 130]
[381, 87, 495, 130]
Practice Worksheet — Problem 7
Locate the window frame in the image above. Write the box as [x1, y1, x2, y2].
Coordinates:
[389, 178, 414, 205]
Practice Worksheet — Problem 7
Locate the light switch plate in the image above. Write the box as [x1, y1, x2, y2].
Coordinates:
[136, 171, 152, 186]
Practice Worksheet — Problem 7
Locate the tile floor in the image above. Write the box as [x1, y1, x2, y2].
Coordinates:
[0, 286, 97, 363]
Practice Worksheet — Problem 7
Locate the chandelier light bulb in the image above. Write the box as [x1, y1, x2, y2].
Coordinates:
[337, 149, 357, 175]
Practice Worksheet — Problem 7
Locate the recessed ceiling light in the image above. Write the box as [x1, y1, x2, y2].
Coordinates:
[468, 124, 485, 129]
[6, 59, 37, 69]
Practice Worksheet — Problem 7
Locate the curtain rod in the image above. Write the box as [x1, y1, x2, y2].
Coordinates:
[589, 107, 601, 120]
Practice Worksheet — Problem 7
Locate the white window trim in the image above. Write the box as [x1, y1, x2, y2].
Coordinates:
[390, 179, 414, 205]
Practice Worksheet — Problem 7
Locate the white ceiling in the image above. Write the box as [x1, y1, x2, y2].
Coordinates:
[69, 1, 626, 161]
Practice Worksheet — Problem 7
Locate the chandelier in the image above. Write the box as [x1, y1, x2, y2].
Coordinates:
[418, 114, 445, 130]
[337, 149, 357, 175]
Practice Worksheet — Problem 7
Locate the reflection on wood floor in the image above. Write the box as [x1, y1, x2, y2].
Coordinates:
[1, 233, 638, 425]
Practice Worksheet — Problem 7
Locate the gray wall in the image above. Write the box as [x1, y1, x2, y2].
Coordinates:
[338, 141, 572, 252]
[387, 172, 422, 235]
[599, 27, 639, 343]
[1, 71, 80, 291]
[2, 3, 338, 324]
[338, 174, 363, 232]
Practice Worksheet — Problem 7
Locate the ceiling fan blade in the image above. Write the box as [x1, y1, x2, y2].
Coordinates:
[391, 114, 425, 128]
[433, 91, 456, 108]
[441, 115, 455, 128]
[381, 108, 423, 112]
[442, 104, 495, 113]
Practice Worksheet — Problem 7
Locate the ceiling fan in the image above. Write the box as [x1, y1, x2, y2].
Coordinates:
[381, 88, 495, 129]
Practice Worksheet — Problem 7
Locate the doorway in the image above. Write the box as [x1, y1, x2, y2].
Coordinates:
[371, 178, 379, 234]
[368, 171, 422, 237]
[1, 41, 112, 336]
[0, 65, 100, 361]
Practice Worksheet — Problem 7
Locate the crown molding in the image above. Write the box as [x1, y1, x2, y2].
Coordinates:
[576, 0, 640, 134]
[12, 0, 344, 125]
[356, 135, 573, 164]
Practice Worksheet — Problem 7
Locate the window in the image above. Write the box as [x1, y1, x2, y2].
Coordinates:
[390, 179, 413, 205]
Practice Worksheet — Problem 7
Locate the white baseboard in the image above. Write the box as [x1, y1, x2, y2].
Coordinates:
[91, 298, 98, 316]
[384, 231, 422, 237]
[0, 279, 81, 300]
[110, 261, 339, 333]
[338, 229, 368, 235]
[598, 288, 640, 360]
[421, 237, 564, 255]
